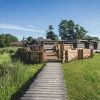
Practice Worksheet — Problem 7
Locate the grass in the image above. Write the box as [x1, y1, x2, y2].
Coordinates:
[62, 54, 100, 100]
[0, 53, 11, 64]
[0, 46, 21, 54]
[0, 47, 44, 100]
[0, 46, 21, 64]
[0, 61, 44, 100]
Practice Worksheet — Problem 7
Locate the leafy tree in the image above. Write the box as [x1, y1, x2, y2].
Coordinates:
[59, 20, 75, 40]
[75, 25, 88, 39]
[92, 37, 99, 41]
[46, 25, 58, 40]
[31, 39, 38, 44]
[49, 25, 54, 30]
[27, 36, 33, 44]
[0, 40, 5, 47]
[37, 37, 44, 40]
[59, 20, 87, 40]
[84, 35, 99, 41]
[0, 33, 18, 47]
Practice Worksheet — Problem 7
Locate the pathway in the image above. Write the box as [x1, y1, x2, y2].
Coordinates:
[20, 62, 67, 100]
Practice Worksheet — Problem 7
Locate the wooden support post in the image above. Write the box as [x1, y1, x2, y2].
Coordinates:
[40, 41, 44, 52]
[39, 51, 44, 63]
[78, 49, 81, 59]
[90, 49, 93, 58]
[78, 49, 83, 60]
[65, 50, 68, 63]
[40, 41, 44, 62]
[81, 49, 83, 59]
[60, 41, 64, 62]
[62, 50, 65, 63]
[56, 49, 59, 58]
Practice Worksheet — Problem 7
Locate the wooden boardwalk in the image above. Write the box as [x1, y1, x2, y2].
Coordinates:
[20, 62, 67, 100]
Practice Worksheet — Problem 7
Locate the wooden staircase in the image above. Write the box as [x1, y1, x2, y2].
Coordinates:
[44, 50, 59, 62]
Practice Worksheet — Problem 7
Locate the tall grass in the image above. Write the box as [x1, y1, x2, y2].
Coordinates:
[62, 54, 100, 100]
[0, 47, 21, 54]
[0, 53, 11, 64]
[0, 53, 43, 100]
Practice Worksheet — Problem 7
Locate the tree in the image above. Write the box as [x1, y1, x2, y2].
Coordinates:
[27, 36, 33, 44]
[59, 20, 75, 40]
[37, 37, 43, 40]
[75, 25, 88, 39]
[59, 20, 87, 40]
[46, 25, 58, 40]
[84, 35, 99, 41]
[0, 40, 5, 47]
[0, 33, 18, 47]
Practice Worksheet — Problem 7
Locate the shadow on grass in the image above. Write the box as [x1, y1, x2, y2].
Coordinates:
[10, 64, 44, 100]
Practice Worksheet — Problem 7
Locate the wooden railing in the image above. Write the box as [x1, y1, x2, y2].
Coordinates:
[62, 49, 93, 63]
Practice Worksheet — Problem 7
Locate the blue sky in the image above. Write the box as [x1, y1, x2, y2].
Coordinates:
[0, 0, 100, 40]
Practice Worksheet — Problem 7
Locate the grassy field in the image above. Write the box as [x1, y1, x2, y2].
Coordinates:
[0, 47, 44, 100]
[62, 54, 100, 100]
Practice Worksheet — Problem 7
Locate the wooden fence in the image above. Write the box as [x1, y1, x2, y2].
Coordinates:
[16, 43, 93, 63]
[16, 48, 44, 64]
[63, 49, 93, 63]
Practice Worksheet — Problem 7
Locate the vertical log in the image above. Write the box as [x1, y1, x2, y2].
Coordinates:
[40, 41, 44, 52]
[78, 49, 81, 59]
[56, 49, 59, 58]
[62, 50, 65, 63]
[81, 49, 83, 59]
[78, 49, 83, 60]
[60, 41, 64, 62]
[90, 49, 93, 58]
[65, 50, 68, 63]
[40, 41, 44, 62]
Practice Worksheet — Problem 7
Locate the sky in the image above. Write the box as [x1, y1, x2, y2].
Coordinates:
[0, 0, 100, 40]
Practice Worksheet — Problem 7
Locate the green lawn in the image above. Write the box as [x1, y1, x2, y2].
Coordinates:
[62, 54, 100, 100]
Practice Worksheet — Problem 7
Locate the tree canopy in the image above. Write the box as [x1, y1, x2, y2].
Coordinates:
[46, 25, 58, 40]
[27, 36, 33, 44]
[59, 20, 88, 40]
[0, 33, 18, 47]
[84, 35, 99, 41]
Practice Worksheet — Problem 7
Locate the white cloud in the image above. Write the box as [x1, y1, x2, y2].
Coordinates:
[26, 25, 35, 29]
[0, 23, 45, 33]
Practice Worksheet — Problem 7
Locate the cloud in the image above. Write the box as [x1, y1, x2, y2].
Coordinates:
[0, 23, 45, 33]
[26, 25, 35, 28]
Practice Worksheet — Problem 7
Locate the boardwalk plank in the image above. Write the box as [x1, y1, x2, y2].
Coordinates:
[20, 62, 67, 100]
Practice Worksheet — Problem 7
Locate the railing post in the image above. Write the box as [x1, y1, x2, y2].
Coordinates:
[78, 49, 83, 60]
[40, 41, 44, 52]
[65, 50, 68, 63]
[40, 41, 44, 62]
[62, 50, 65, 63]
[90, 49, 93, 58]
[60, 41, 64, 62]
